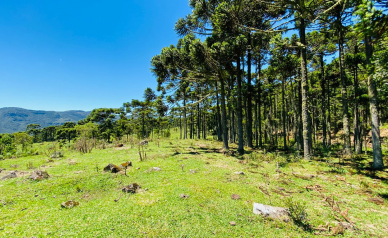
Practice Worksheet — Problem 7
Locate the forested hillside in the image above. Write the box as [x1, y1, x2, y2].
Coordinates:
[0, 107, 89, 133]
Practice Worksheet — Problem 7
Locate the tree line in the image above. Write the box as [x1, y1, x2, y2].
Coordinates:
[151, 0, 388, 169]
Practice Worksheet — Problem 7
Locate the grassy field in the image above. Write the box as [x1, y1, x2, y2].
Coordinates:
[1, 137, 388, 237]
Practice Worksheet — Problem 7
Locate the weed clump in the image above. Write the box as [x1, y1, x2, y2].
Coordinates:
[285, 197, 311, 231]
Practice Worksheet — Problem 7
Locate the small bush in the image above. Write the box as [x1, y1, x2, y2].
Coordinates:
[26, 162, 35, 170]
[285, 197, 311, 231]
[163, 130, 171, 138]
[74, 138, 94, 153]
[50, 151, 65, 158]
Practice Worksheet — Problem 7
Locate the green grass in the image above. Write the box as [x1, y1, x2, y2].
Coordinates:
[1, 138, 388, 237]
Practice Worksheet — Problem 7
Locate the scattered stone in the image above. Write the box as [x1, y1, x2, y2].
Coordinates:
[122, 183, 141, 193]
[74, 171, 84, 174]
[35, 194, 39, 197]
[136, 167, 140, 170]
[53, 196, 56, 198]
[253, 203, 290, 222]
[234, 171, 245, 175]
[335, 175, 346, 182]
[231, 194, 241, 200]
[1, 171, 17, 180]
[229, 221, 236, 226]
[151, 167, 161, 171]
[115, 144, 124, 147]
[0, 168, 3, 173]
[29, 171, 49, 181]
[293, 174, 315, 180]
[139, 140, 148, 146]
[179, 194, 189, 199]
[61, 200, 79, 209]
[334, 222, 354, 231]
[367, 197, 384, 205]
[103, 164, 122, 173]
[68, 160, 77, 165]
[189, 169, 197, 174]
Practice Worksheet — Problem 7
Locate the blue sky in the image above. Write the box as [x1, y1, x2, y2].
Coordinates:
[0, 0, 191, 111]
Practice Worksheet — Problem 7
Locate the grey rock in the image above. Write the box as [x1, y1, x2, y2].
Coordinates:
[61, 200, 79, 208]
[29, 171, 49, 181]
[179, 194, 189, 199]
[122, 183, 141, 193]
[1, 171, 17, 180]
[253, 203, 289, 222]
[139, 140, 148, 146]
[234, 171, 245, 175]
[231, 194, 241, 200]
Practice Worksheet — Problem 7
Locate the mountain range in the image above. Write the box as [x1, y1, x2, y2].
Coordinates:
[0, 107, 90, 134]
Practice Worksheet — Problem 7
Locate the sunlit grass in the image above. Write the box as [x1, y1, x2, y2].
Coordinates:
[0, 135, 387, 237]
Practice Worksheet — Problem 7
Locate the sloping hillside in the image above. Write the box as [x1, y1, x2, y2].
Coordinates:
[0, 107, 90, 133]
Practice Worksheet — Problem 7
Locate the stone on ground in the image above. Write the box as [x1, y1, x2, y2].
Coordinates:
[29, 171, 49, 181]
[122, 183, 141, 193]
[103, 164, 122, 173]
[1, 171, 17, 180]
[61, 200, 79, 208]
[253, 203, 289, 222]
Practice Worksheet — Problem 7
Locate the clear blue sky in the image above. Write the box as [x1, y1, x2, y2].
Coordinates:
[0, 0, 191, 111]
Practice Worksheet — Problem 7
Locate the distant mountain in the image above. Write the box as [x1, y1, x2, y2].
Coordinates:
[0, 107, 90, 134]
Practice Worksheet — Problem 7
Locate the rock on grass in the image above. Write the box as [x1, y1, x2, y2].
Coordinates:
[253, 203, 289, 222]
[122, 183, 141, 193]
[29, 171, 49, 181]
[61, 200, 79, 209]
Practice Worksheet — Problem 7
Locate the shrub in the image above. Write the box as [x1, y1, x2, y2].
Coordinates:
[164, 130, 171, 138]
[74, 137, 94, 153]
[285, 197, 311, 231]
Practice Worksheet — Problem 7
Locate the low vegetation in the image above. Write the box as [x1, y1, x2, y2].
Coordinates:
[1, 135, 387, 237]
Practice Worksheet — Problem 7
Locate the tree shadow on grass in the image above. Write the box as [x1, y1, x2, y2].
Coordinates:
[379, 192, 388, 200]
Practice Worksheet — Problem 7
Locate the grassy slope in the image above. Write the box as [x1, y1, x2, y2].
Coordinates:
[0, 138, 388, 237]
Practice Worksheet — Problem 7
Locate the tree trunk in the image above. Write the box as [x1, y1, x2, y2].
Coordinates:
[219, 72, 229, 149]
[246, 34, 253, 148]
[183, 97, 187, 139]
[180, 113, 182, 139]
[327, 77, 332, 146]
[299, 16, 312, 159]
[237, 57, 244, 154]
[257, 61, 263, 148]
[282, 77, 287, 150]
[354, 49, 362, 154]
[215, 83, 222, 141]
[320, 54, 327, 147]
[365, 36, 384, 169]
[197, 98, 201, 139]
[338, 17, 351, 154]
